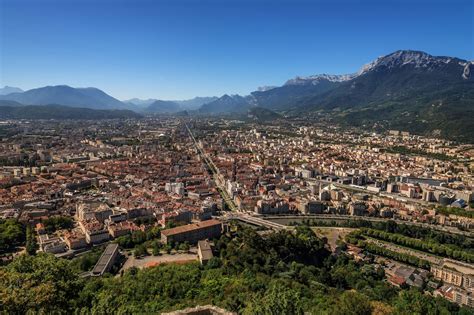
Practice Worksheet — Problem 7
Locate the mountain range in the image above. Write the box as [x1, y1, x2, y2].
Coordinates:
[203, 50, 473, 112]
[0, 85, 125, 110]
[198, 50, 474, 142]
[199, 94, 252, 114]
[124, 96, 218, 112]
[1, 50, 472, 141]
[0, 103, 141, 120]
[0, 86, 216, 113]
[0, 86, 23, 95]
[123, 98, 157, 107]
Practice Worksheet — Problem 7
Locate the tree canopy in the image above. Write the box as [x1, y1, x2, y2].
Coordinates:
[0, 225, 469, 314]
[0, 219, 25, 253]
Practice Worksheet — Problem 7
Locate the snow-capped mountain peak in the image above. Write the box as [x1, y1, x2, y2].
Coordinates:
[284, 73, 356, 86]
[358, 50, 455, 75]
[257, 86, 277, 92]
[460, 61, 474, 80]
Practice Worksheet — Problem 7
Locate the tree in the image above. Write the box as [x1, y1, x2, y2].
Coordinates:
[0, 224, 465, 314]
[331, 291, 372, 315]
[70, 246, 105, 271]
[0, 253, 81, 314]
[25, 225, 37, 255]
[393, 289, 452, 315]
[206, 257, 222, 269]
[115, 234, 133, 248]
[0, 219, 25, 252]
[370, 301, 393, 315]
[243, 282, 304, 315]
[152, 241, 162, 256]
[146, 226, 161, 240]
[42, 216, 74, 233]
[134, 244, 147, 258]
[178, 242, 190, 252]
[131, 231, 146, 245]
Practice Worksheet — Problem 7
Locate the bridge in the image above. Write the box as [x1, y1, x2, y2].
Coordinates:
[225, 213, 288, 231]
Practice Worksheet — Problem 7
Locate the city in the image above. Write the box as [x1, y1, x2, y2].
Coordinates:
[1, 0, 473, 314]
[0, 116, 473, 313]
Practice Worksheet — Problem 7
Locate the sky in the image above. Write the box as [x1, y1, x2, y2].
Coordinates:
[0, 0, 473, 100]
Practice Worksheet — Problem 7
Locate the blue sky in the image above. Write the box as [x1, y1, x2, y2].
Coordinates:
[1, 0, 472, 100]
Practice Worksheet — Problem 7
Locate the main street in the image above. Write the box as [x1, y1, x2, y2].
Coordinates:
[186, 123, 290, 231]
[185, 123, 239, 212]
[185, 123, 472, 236]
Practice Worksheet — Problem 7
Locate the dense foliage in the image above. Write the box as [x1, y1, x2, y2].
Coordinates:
[69, 246, 105, 272]
[436, 206, 474, 219]
[114, 226, 161, 249]
[384, 146, 453, 161]
[371, 221, 474, 251]
[0, 253, 82, 314]
[25, 225, 38, 255]
[346, 232, 431, 269]
[42, 216, 75, 233]
[294, 219, 473, 251]
[359, 228, 474, 263]
[0, 226, 470, 314]
[290, 218, 374, 228]
[0, 219, 25, 253]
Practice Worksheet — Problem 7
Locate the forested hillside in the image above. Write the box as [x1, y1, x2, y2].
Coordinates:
[1, 225, 470, 314]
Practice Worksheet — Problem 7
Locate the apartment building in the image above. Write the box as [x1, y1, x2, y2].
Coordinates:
[431, 260, 474, 289]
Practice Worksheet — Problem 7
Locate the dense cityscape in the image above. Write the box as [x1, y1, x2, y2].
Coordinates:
[0, 116, 473, 313]
[1, 0, 473, 314]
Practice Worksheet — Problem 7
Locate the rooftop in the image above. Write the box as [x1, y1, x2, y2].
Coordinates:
[198, 240, 213, 261]
[92, 243, 119, 275]
[161, 219, 222, 237]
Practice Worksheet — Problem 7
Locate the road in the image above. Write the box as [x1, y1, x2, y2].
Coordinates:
[263, 214, 472, 237]
[364, 237, 443, 265]
[186, 123, 471, 237]
[226, 213, 289, 231]
[186, 123, 239, 212]
[186, 123, 291, 231]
